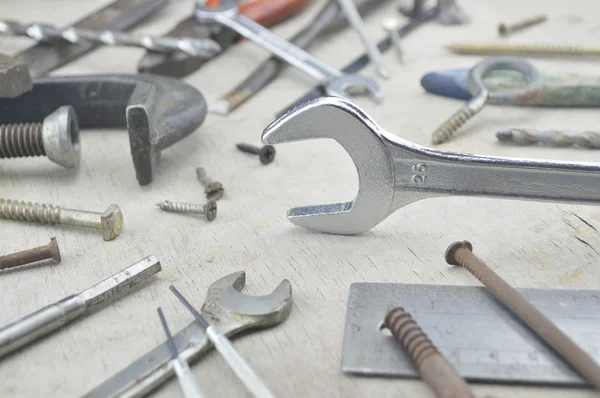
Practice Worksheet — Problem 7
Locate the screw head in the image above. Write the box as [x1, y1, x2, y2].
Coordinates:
[205, 182, 224, 201]
[48, 237, 61, 263]
[445, 241, 473, 266]
[381, 18, 400, 32]
[42, 106, 81, 168]
[205, 200, 217, 221]
[101, 204, 124, 241]
[259, 145, 276, 165]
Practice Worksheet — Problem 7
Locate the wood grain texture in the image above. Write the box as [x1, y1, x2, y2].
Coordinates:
[1, 0, 600, 397]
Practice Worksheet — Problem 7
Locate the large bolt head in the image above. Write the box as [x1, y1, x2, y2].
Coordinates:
[43, 106, 81, 168]
[101, 205, 124, 241]
[0, 54, 32, 98]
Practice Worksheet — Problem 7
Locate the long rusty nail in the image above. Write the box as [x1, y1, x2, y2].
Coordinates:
[0, 237, 61, 270]
[384, 307, 475, 398]
[445, 241, 600, 390]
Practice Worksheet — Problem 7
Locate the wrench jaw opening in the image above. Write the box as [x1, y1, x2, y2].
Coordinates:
[262, 96, 395, 234]
[204, 271, 293, 331]
[326, 75, 383, 104]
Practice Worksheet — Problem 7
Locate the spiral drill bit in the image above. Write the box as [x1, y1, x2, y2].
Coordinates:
[0, 20, 221, 58]
[497, 128, 600, 149]
[156, 200, 217, 221]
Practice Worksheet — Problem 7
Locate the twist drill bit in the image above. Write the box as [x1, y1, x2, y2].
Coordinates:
[497, 128, 600, 149]
[0, 20, 221, 58]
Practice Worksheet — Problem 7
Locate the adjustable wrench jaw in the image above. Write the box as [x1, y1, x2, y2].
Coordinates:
[262, 97, 395, 234]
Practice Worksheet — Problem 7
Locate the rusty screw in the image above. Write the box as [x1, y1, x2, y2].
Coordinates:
[236, 143, 276, 165]
[498, 15, 547, 37]
[445, 241, 600, 390]
[196, 167, 224, 201]
[0, 237, 61, 270]
[384, 307, 475, 398]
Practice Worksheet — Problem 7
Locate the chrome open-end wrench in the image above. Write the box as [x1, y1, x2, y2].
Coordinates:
[262, 96, 600, 235]
[194, 2, 382, 102]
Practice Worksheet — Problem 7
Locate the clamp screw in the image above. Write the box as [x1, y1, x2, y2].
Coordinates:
[236, 143, 276, 165]
[0, 237, 61, 270]
[196, 167, 225, 200]
[0, 106, 80, 168]
[0, 199, 123, 241]
[156, 200, 217, 221]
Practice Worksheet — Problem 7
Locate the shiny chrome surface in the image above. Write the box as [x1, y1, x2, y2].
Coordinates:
[262, 96, 600, 234]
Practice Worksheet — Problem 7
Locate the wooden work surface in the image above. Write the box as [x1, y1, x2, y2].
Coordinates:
[1, 0, 600, 397]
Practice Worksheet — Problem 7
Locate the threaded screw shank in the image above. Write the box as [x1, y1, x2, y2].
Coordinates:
[385, 307, 475, 398]
[0, 123, 45, 158]
[0, 199, 61, 224]
[156, 200, 217, 221]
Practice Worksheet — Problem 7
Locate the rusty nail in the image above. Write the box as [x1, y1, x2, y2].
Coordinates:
[445, 241, 600, 390]
[384, 307, 475, 398]
[0, 237, 61, 270]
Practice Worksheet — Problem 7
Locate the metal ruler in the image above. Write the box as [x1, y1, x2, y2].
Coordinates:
[14, 0, 167, 77]
[342, 283, 600, 385]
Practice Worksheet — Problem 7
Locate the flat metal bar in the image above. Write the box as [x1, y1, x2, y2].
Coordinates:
[342, 283, 600, 385]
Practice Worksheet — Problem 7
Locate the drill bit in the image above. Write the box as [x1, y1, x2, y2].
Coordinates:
[0, 20, 221, 58]
[497, 128, 600, 149]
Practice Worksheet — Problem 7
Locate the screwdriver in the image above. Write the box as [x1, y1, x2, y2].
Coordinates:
[169, 286, 277, 398]
[157, 307, 205, 398]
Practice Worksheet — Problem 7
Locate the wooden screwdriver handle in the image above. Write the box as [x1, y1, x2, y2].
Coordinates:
[205, 0, 311, 27]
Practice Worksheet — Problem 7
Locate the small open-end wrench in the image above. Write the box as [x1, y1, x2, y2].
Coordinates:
[85, 271, 292, 398]
[262, 96, 600, 235]
[194, 1, 381, 102]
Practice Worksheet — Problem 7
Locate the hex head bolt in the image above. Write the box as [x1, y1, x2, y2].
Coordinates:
[0, 199, 123, 241]
[384, 307, 475, 398]
[236, 143, 276, 165]
[445, 241, 600, 390]
[156, 200, 217, 221]
[0, 106, 80, 168]
[196, 167, 224, 201]
[0, 237, 61, 270]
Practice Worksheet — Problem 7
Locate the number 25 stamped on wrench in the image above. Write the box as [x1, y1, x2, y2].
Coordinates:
[262, 96, 600, 234]
[194, 1, 382, 102]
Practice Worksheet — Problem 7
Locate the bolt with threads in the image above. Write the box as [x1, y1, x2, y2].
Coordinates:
[156, 200, 217, 222]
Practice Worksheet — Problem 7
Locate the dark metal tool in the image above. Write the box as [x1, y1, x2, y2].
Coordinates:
[210, 0, 390, 115]
[276, 6, 438, 117]
[0, 255, 161, 360]
[13, 0, 168, 78]
[446, 241, 600, 390]
[138, 0, 310, 78]
[0, 238, 60, 271]
[342, 283, 600, 385]
[0, 74, 206, 185]
[384, 307, 475, 398]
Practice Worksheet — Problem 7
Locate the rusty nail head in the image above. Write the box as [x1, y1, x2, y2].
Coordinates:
[444, 240, 473, 266]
